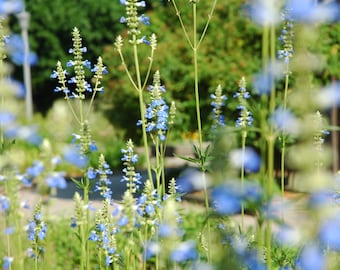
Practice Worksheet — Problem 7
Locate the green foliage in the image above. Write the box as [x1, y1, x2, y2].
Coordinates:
[101, 0, 263, 142]
[10, 0, 125, 113]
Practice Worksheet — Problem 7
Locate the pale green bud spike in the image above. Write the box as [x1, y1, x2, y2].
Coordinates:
[114, 35, 124, 51]
[169, 101, 176, 126]
[150, 33, 157, 50]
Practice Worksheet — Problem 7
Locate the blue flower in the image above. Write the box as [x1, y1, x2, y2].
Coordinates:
[139, 14, 150, 25]
[45, 172, 67, 189]
[246, 0, 281, 26]
[5, 34, 38, 65]
[271, 108, 299, 135]
[229, 147, 261, 173]
[0, 195, 10, 212]
[2, 256, 13, 270]
[317, 81, 340, 109]
[295, 243, 325, 270]
[118, 215, 129, 227]
[0, 0, 23, 15]
[88, 230, 99, 241]
[211, 182, 243, 215]
[63, 145, 88, 168]
[318, 215, 340, 251]
[286, 0, 340, 23]
[170, 240, 197, 263]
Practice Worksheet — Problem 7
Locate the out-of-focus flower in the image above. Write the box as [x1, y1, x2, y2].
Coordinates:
[5, 34, 38, 65]
[318, 215, 340, 251]
[286, 0, 340, 23]
[170, 240, 198, 263]
[295, 243, 325, 270]
[317, 81, 340, 109]
[0, 0, 23, 15]
[271, 107, 300, 135]
[246, 0, 281, 26]
[229, 147, 261, 173]
[63, 145, 88, 168]
[45, 171, 67, 189]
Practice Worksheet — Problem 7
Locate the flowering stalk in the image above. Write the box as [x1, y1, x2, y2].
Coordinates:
[115, 0, 156, 184]
[234, 77, 252, 231]
[26, 202, 47, 270]
[278, 8, 294, 199]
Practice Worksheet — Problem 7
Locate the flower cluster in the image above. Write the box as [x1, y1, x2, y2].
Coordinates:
[278, 9, 294, 65]
[210, 84, 227, 129]
[234, 77, 253, 128]
[136, 180, 161, 229]
[26, 203, 47, 259]
[88, 200, 119, 266]
[313, 111, 329, 153]
[121, 139, 142, 193]
[119, 0, 150, 37]
[50, 27, 107, 100]
[140, 71, 170, 141]
[88, 154, 113, 200]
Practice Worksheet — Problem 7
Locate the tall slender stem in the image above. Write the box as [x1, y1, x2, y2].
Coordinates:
[132, 36, 153, 183]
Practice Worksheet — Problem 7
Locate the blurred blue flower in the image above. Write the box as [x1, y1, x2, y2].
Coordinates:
[0, 195, 10, 212]
[63, 145, 88, 168]
[5, 34, 38, 66]
[317, 81, 340, 109]
[246, 0, 281, 26]
[2, 256, 13, 270]
[144, 241, 160, 260]
[274, 224, 301, 247]
[271, 107, 299, 135]
[286, 0, 340, 23]
[318, 215, 340, 251]
[295, 243, 325, 270]
[229, 147, 261, 173]
[308, 189, 334, 209]
[211, 182, 243, 215]
[0, 0, 23, 15]
[0, 111, 15, 125]
[45, 172, 67, 189]
[170, 240, 198, 263]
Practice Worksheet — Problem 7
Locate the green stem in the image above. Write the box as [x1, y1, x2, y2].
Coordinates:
[281, 69, 290, 198]
[132, 36, 153, 184]
[193, 3, 203, 152]
[240, 130, 247, 232]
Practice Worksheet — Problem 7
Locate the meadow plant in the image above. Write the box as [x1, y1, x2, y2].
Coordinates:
[2, 0, 340, 270]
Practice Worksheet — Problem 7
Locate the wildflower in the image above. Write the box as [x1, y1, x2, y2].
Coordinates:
[121, 139, 142, 193]
[0, 195, 10, 212]
[0, 0, 23, 15]
[45, 171, 67, 189]
[2, 256, 13, 270]
[5, 34, 38, 65]
[234, 77, 253, 128]
[246, 0, 281, 26]
[170, 240, 198, 262]
[286, 0, 340, 23]
[318, 215, 340, 251]
[317, 81, 340, 109]
[229, 147, 261, 173]
[295, 243, 325, 270]
[210, 84, 227, 129]
[140, 71, 170, 141]
[26, 203, 47, 259]
[94, 154, 113, 199]
[211, 182, 243, 215]
[313, 111, 329, 153]
[278, 9, 294, 65]
[120, 0, 149, 38]
[63, 145, 88, 168]
[271, 107, 299, 135]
